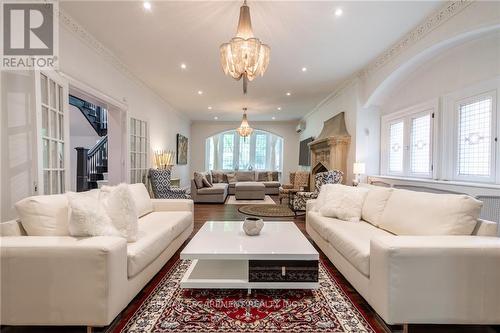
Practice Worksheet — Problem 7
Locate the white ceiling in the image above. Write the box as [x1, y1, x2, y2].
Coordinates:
[61, 1, 443, 121]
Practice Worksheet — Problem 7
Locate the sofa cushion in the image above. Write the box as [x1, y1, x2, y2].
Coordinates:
[236, 171, 255, 182]
[197, 183, 226, 195]
[308, 212, 389, 277]
[128, 183, 154, 218]
[319, 184, 369, 222]
[226, 173, 237, 183]
[193, 172, 205, 189]
[262, 181, 280, 188]
[358, 183, 393, 226]
[379, 189, 482, 236]
[15, 193, 75, 236]
[127, 211, 192, 277]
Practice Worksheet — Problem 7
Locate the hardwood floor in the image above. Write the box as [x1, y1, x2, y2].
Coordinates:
[2, 199, 498, 333]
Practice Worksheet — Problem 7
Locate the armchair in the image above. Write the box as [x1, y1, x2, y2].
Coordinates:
[279, 171, 310, 204]
[149, 168, 190, 199]
[292, 170, 343, 212]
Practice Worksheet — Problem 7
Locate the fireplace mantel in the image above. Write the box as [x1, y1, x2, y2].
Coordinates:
[308, 113, 351, 184]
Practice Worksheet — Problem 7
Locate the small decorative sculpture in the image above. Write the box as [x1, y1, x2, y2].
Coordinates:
[243, 217, 264, 236]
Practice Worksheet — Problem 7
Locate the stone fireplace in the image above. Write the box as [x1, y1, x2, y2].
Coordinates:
[308, 112, 351, 184]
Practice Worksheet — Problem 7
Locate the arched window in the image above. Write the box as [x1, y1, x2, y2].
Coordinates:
[205, 129, 284, 171]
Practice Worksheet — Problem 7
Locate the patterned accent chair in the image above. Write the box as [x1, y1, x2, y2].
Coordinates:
[292, 170, 343, 212]
[279, 171, 310, 204]
[148, 168, 190, 199]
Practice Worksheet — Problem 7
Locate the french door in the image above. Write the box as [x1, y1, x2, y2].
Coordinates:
[34, 71, 70, 195]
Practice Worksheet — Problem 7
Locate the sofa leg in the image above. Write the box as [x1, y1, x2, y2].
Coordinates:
[402, 324, 409, 333]
[87, 326, 93, 333]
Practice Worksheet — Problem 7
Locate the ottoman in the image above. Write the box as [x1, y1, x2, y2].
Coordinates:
[235, 182, 266, 200]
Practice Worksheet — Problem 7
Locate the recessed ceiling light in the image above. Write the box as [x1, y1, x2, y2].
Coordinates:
[208, 106, 212, 110]
[197, 90, 203, 95]
[180, 63, 187, 69]
[272, 116, 276, 120]
[277, 107, 282, 111]
[301, 67, 307, 72]
[334, 8, 343, 17]
[286, 92, 291, 96]
[143, 1, 152, 11]
[214, 116, 218, 120]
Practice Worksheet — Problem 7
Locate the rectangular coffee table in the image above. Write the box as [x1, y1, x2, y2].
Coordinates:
[180, 221, 319, 291]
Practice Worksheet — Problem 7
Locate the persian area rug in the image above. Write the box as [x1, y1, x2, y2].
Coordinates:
[238, 204, 304, 217]
[110, 259, 384, 333]
[225, 195, 276, 205]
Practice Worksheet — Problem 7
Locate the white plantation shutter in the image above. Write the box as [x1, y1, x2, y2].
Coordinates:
[457, 95, 493, 178]
[388, 121, 404, 174]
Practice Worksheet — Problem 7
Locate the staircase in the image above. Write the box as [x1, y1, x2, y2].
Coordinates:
[69, 95, 108, 137]
[72, 94, 110, 192]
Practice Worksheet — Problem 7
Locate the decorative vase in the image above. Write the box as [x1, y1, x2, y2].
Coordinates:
[243, 217, 264, 236]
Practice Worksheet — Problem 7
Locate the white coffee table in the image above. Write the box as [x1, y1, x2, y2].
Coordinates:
[180, 221, 319, 292]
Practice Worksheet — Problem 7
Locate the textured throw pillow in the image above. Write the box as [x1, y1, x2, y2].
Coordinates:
[211, 171, 224, 183]
[101, 183, 139, 242]
[270, 171, 279, 181]
[226, 173, 237, 183]
[319, 184, 369, 222]
[202, 174, 213, 187]
[15, 193, 72, 236]
[257, 172, 268, 182]
[205, 172, 213, 185]
[66, 191, 120, 237]
[193, 172, 205, 188]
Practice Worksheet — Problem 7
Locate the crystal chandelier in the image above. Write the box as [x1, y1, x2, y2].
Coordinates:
[220, 0, 270, 94]
[237, 108, 253, 137]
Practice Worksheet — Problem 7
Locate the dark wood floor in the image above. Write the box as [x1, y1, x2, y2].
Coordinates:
[2, 199, 498, 333]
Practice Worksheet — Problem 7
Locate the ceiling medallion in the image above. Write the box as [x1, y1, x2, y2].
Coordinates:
[237, 107, 253, 137]
[220, 0, 270, 94]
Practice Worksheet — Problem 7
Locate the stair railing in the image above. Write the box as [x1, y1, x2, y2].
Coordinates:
[75, 135, 108, 192]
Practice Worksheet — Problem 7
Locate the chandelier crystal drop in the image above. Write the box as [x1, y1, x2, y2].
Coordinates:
[220, 0, 270, 94]
[237, 108, 253, 137]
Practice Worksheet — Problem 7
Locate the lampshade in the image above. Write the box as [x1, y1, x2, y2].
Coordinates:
[353, 162, 366, 175]
[154, 150, 175, 169]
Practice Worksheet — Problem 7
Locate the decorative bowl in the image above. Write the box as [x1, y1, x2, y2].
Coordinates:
[243, 217, 264, 236]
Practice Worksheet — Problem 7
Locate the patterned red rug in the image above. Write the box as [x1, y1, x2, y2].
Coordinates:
[110, 258, 385, 333]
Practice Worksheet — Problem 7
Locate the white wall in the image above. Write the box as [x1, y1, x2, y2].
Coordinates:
[190, 121, 299, 182]
[379, 32, 500, 114]
[58, 25, 191, 188]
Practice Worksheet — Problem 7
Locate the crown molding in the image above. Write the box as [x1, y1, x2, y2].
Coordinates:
[304, 0, 473, 121]
[58, 8, 191, 122]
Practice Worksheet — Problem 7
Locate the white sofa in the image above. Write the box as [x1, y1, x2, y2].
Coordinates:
[306, 184, 500, 326]
[0, 183, 194, 328]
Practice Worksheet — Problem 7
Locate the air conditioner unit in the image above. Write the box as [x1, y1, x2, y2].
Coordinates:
[296, 121, 306, 133]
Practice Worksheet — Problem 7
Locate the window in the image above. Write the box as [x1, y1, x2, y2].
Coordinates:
[205, 130, 283, 171]
[456, 93, 495, 180]
[382, 103, 434, 178]
[130, 118, 149, 184]
[254, 134, 267, 170]
[222, 133, 234, 170]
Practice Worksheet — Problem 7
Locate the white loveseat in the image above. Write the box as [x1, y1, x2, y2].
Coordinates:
[306, 184, 500, 326]
[0, 183, 193, 328]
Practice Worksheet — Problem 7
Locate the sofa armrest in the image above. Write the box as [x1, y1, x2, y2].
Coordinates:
[152, 198, 193, 213]
[1, 236, 128, 326]
[369, 235, 500, 325]
[305, 199, 317, 213]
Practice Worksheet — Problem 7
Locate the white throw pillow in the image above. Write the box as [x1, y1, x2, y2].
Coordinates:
[319, 184, 369, 222]
[15, 194, 70, 236]
[101, 183, 139, 242]
[379, 188, 482, 235]
[66, 191, 120, 237]
[358, 183, 393, 226]
[127, 183, 153, 218]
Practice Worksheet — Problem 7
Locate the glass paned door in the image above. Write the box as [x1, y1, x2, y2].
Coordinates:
[35, 71, 69, 195]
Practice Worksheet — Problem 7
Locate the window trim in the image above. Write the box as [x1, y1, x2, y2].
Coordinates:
[381, 99, 437, 179]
